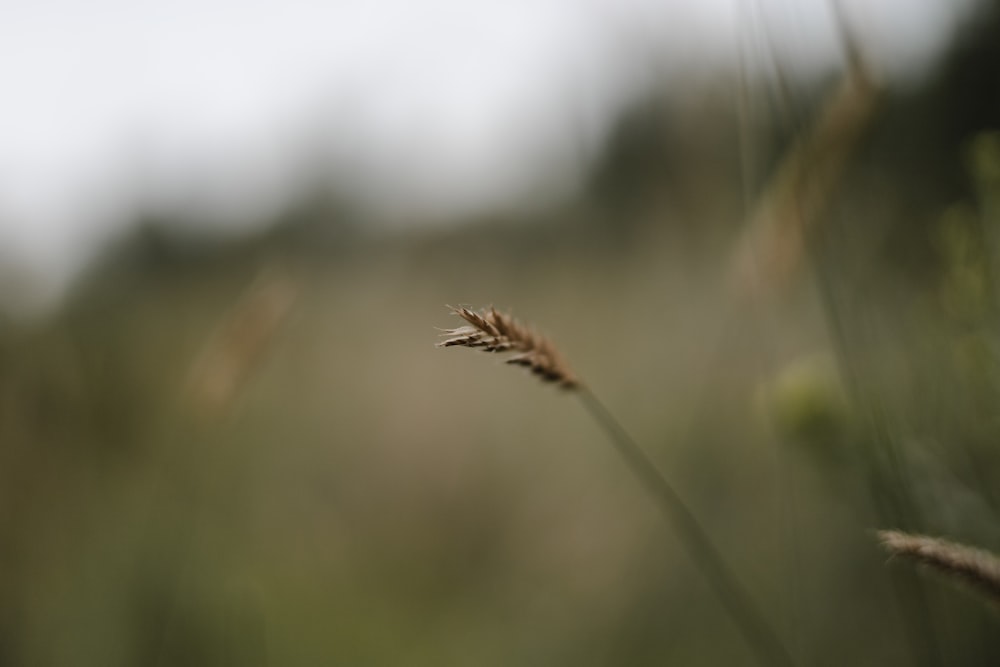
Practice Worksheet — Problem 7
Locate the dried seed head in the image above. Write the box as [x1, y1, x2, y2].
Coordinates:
[437, 306, 578, 389]
[878, 530, 1000, 606]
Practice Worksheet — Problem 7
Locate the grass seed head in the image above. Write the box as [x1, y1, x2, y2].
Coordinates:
[437, 306, 578, 389]
[879, 530, 1000, 606]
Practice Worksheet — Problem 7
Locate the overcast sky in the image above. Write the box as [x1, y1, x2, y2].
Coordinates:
[0, 0, 984, 313]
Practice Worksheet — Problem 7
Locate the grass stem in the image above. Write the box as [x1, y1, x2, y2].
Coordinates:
[576, 386, 795, 667]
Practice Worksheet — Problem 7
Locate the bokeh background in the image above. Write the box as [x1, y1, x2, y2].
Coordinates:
[3, 1, 1000, 665]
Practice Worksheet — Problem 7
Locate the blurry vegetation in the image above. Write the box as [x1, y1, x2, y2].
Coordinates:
[4, 6, 1000, 666]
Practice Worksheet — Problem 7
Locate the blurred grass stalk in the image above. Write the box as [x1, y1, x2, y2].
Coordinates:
[186, 269, 298, 418]
[731, 11, 879, 298]
[731, 9, 998, 665]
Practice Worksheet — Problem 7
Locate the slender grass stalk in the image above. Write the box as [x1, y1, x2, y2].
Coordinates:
[438, 305, 794, 667]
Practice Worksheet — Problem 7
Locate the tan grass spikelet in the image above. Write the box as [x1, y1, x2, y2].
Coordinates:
[878, 530, 1000, 606]
[187, 270, 298, 416]
[437, 306, 578, 388]
[731, 29, 879, 298]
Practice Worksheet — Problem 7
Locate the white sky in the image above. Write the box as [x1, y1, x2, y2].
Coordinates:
[0, 0, 983, 314]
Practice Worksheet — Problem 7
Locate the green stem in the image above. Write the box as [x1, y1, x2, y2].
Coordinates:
[576, 386, 795, 667]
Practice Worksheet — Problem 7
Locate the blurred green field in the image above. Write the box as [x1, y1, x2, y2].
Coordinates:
[1, 203, 997, 665]
[4, 23, 1000, 664]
